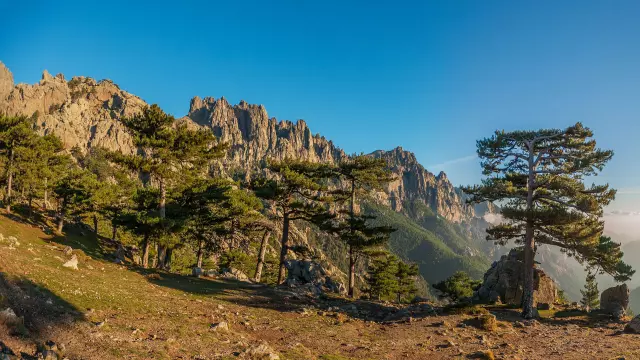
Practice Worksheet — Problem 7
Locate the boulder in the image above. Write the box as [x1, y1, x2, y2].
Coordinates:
[62, 255, 79, 270]
[625, 315, 640, 333]
[474, 249, 557, 306]
[600, 284, 629, 319]
[191, 267, 203, 277]
[220, 267, 249, 282]
[284, 259, 346, 295]
[205, 269, 218, 277]
[113, 245, 126, 264]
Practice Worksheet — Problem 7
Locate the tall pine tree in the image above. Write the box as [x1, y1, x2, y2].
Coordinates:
[463, 123, 633, 318]
[330, 155, 396, 297]
[252, 159, 333, 284]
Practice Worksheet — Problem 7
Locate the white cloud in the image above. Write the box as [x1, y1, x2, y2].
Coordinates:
[428, 154, 477, 169]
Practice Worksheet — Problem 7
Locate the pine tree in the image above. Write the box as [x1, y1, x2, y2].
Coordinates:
[252, 159, 333, 284]
[463, 123, 634, 319]
[580, 272, 600, 312]
[396, 261, 419, 303]
[330, 155, 396, 297]
[363, 254, 399, 301]
[179, 178, 264, 269]
[0, 115, 38, 213]
[52, 167, 99, 234]
[13, 134, 67, 217]
[107, 104, 225, 269]
[115, 187, 164, 268]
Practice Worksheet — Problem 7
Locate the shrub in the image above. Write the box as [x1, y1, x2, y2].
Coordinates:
[432, 271, 481, 302]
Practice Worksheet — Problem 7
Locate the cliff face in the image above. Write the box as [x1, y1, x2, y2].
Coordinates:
[184, 96, 346, 171]
[0, 64, 145, 154]
[0, 62, 487, 223]
[370, 147, 482, 222]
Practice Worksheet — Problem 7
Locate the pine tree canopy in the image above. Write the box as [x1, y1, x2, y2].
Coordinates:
[463, 122, 632, 282]
[252, 159, 333, 222]
[335, 154, 395, 192]
[108, 104, 226, 182]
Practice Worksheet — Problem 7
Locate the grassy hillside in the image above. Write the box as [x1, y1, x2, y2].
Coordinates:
[363, 202, 490, 284]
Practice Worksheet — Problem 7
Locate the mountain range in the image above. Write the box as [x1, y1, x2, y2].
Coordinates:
[0, 62, 608, 299]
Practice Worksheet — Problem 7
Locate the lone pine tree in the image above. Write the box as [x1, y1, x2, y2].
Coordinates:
[464, 123, 633, 319]
[580, 272, 600, 312]
[332, 155, 396, 297]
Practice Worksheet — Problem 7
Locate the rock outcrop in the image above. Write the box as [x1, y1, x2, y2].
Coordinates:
[474, 249, 558, 306]
[371, 147, 483, 222]
[0, 62, 144, 154]
[600, 284, 629, 319]
[285, 259, 346, 294]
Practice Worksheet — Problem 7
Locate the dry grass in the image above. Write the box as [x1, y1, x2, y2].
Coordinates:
[1, 213, 639, 359]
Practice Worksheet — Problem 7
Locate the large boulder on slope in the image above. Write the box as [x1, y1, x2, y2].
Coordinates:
[474, 249, 557, 306]
[601, 284, 629, 320]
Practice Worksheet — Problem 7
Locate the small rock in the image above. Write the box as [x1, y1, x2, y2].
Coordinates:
[63, 246, 73, 256]
[210, 321, 229, 332]
[0, 308, 20, 326]
[62, 255, 78, 270]
[244, 342, 280, 359]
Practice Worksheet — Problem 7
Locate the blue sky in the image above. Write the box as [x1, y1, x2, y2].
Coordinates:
[1, 1, 639, 211]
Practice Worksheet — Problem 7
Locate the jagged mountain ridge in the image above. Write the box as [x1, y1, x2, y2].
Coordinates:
[0, 62, 490, 225]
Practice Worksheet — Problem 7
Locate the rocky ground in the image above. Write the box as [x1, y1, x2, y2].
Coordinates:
[1, 213, 639, 359]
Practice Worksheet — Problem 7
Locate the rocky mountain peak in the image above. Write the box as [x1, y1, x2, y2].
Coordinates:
[0, 61, 13, 102]
[0, 61, 492, 223]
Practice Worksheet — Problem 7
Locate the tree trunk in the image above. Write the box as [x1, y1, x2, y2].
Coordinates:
[196, 238, 204, 268]
[277, 212, 290, 285]
[5, 149, 13, 213]
[165, 248, 173, 270]
[142, 234, 150, 268]
[28, 195, 33, 218]
[347, 179, 357, 297]
[521, 142, 536, 319]
[156, 246, 167, 270]
[348, 246, 356, 297]
[156, 178, 168, 269]
[44, 178, 49, 211]
[159, 178, 166, 219]
[111, 223, 117, 242]
[93, 214, 99, 235]
[255, 230, 271, 283]
[57, 215, 64, 234]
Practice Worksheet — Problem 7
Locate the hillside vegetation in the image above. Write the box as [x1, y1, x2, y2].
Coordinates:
[364, 202, 490, 283]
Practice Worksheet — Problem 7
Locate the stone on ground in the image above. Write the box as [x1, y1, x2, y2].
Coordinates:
[600, 284, 629, 319]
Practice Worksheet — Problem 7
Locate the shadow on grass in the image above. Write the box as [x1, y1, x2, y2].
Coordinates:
[0, 272, 86, 357]
[1, 206, 57, 232]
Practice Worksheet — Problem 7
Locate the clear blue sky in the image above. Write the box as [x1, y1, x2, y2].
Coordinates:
[1, 1, 639, 211]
